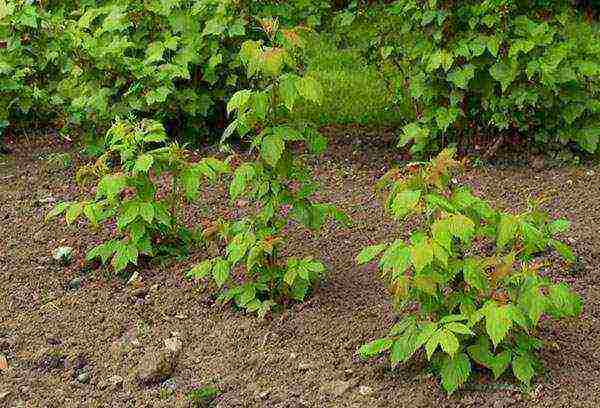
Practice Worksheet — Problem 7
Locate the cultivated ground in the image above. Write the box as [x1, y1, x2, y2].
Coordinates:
[1, 131, 599, 408]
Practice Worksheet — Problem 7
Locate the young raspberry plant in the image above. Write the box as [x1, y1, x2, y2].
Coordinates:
[187, 21, 349, 317]
[356, 149, 582, 394]
[47, 119, 228, 274]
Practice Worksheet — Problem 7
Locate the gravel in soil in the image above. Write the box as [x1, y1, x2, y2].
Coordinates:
[1, 133, 599, 408]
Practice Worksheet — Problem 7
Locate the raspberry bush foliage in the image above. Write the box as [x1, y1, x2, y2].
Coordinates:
[47, 119, 228, 273]
[357, 149, 582, 394]
[187, 21, 348, 317]
[368, 0, 600, 154]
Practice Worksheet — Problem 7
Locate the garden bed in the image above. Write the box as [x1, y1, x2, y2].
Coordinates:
[1, 132, 599, 408]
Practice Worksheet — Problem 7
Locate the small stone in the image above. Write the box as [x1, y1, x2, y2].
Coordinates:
[175, 313, 187, 320]
[256, 390, 269, 400]
[0, 391, 10, 401]
[163, 378, 177, 390]
[77, 371, 90, 384]
[53, 246, 74, 264]
[586, 170, 595, 177]
[164, 336, 182, 354]
[132, 287, 148, 298]
[68, 277, 82, 290]
[358, 385, 373, 396]
[322, 379, 358, 397]
[136, 350, 176, 384]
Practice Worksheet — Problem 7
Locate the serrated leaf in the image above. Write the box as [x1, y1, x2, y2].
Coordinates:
[410, 239, 433, 273]
[357, 244, 388, 265]
[46, 202, 71, 221]
[296, 76, 323, 104]
[519, 286, 547, 326]
[391, 189, 421, 219]
[134, 154, 154, 173]
[139, 202, 154, 223]
[484, 302, 513, 347]
[548, 283, 582, 317]
[358, 338, 393, 358]
[230, 163, 255, 200]
[512, 354, 535, 386]
[444, 322, 474, 335]
[438, 329, 460, 356]
[550, 239, 576, 262]
[463, 258, 489, 292]
[227, 90, 252, 115]
[497, 214, 520, 249]
[440, 353, 471, 395]
[187, 260, 212, 279]
[279, 73, 300, 111]
[212, 258, 230, 288]
[65, 202, 84, 225]
[260, 131, 285, 167]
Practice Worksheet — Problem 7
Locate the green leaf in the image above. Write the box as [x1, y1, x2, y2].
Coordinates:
[134, 154, 154, 173]
[83, 203, 101, 227]
[519, 286, 547, 326]
[391, 190, 421, 219]
[65, 202, 84, 225]
[359, 338, 393, 358]
[550, 239, 576, 262]
[447, 65, 475, 90]
[449, 214, 475, 243]
[260, 131, 285, 167]
[497, 214, 520, 249]
[410, 239, 433, 273]
[227, 90, 252, 115]
[279, 73, 300, 111]
[357, 244, 388, 265]
[484, 302, 513, 347]
[512, 354, 535, 386]
[187, 260, 213, 279]
[139, 202, 154, 224]
[440, 353, 471, 395]
[46, 202, 71, 221]
[467, 337, 511, 379]
[296, 76, 323, 104]
[548, 283, 582, 317]
[463, 258, 488, 292]
[117, 203, 139, 230]
[97, 174, 127, 200]
[444, 322, 474, 336]
[230, 163, 255, 200]
[212, 258, 230, 288]
[489, 60, 519, 92]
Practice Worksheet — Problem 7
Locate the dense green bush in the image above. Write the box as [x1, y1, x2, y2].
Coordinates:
[364, 0, 600, 154]
[357, 149, 582, 394]
[0, 1, 67, 132]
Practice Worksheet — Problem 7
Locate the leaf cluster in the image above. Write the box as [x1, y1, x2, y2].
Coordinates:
[357, 148, 582, 394]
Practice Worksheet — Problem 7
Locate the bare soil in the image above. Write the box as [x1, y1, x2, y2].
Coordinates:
[1, 131, 599, 408]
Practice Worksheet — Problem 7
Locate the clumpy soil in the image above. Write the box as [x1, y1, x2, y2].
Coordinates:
[1, 131, 600, 408]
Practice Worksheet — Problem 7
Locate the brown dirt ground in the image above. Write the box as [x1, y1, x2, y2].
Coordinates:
[1, 131, 599, 408]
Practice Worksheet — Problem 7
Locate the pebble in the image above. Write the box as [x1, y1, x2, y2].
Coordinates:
[52, 246, 73, 263]
[322, 379, 358, 397]
[135, 350, 176, 383]
[68, 277, 82, 290]
[77, 371, 90, 384]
